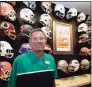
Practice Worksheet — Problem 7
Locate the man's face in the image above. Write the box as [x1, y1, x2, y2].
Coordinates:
[29, 31, 46, 52]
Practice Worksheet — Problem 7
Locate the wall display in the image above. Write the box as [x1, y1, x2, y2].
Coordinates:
[0, 1, 91, 87]
[54, 4, 65, 18]
[53, 21, 73, 54]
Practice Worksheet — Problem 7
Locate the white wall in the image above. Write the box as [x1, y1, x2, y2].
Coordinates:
[52, 1, 91, 15]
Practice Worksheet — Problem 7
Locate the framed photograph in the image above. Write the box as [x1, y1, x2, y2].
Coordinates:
[53, 21, 73, 55]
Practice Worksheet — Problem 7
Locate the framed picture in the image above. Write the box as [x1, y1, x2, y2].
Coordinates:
[53, 21, 73, 55]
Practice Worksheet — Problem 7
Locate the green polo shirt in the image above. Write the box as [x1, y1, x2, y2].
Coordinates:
[8, 51, 58, 87]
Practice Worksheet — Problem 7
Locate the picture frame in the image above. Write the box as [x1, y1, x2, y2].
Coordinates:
[53, 21, 73, 55]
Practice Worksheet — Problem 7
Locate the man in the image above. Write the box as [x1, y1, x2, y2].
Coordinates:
[8, 28, 58, 87]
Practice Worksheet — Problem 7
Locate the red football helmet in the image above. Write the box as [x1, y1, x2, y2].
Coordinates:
[0, 21, 16, 40]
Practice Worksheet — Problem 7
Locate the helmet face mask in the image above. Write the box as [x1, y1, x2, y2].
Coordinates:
[54, 4, 65, 18]
[0, 41, 14, 58]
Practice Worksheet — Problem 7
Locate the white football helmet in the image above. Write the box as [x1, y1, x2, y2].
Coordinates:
[78, 23, 88, 32]
[54, 4, 65, 18]
[68, 59, 80, 72]
[20, 8, 36, 24]
[41, 1, 52, 14]
[80, 59, 90, 70]
[39, 14, 52, 27]
[0, 41, 14, 58]
[77, 12, 86, 23]
[66, 8, 77, 19]
[41, 27, 52, 39]
[57, 60, 68, 73]
[23, 1, 36, 10]
[0, 2, 16, 21]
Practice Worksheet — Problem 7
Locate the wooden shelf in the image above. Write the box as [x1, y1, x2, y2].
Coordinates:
[55, 74, 91, 87]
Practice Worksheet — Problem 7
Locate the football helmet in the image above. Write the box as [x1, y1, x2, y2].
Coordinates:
[57, 60, 68, 73]
[23, 1, 36, 10]
[0, 61, 11, 81]
[20, 24, 33, 37]
[86, 16, 91, 26]
[39, 14, 52, 27]
[78, 23, 88, 32]
[66, 8, 77, 19]
[80, 59, 90, 70]
[80, 47, 91, 56]
[20, 8, 36, 24]
[44, 44, 52, 54]
[19, 43, 31, 53]
[77, 12, 86, 23]
[68, 59, 80, 72]
[41, 1, 52, 14]
[0, 21, 16, 40]
[0, 41, 14, 58]
[41, 27, 52, 39]
[54, 4, 65, 18]
[78, 34, 90, 43]
[0, 2, 16, 21]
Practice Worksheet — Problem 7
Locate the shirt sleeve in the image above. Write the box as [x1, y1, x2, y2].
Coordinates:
[8, 58, 18, 87]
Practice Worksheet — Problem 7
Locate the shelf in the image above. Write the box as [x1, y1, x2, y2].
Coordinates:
[55, 74, 91, 87]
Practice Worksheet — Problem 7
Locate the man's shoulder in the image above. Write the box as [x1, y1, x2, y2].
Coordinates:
[14, 53, 27, 62]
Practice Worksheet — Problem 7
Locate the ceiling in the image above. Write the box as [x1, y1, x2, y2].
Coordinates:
[52, 1, 91, 15]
